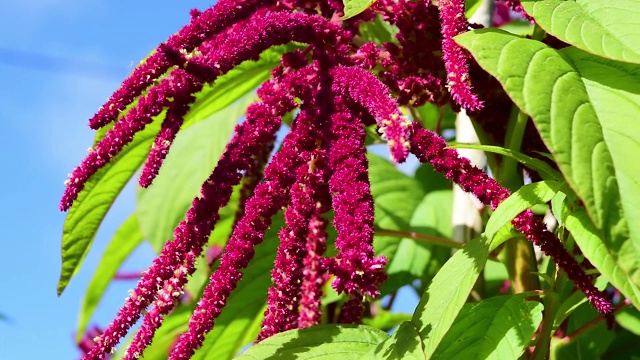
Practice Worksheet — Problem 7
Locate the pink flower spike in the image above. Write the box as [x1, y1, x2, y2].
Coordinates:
[83, 77, 294, 360]
[258, 148, 328, 341]
[331, 66, 412, 163]
[409, 122, 613, 321]
[139, 93, 195, 188]
[169, 107, 324, 360]
[325, 106, 387, 304]
[88, 0, 278, 129]
[437, 0, 483, 111]
[298, 210, 330, 328]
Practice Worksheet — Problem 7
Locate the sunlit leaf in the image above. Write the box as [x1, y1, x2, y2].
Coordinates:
[521, 0, 640, 64]
[432, 295, 543, 359]
[363, 321, 425, 360]
[485, 180, 561, 241]
[137, 95, 253, 252]
[457, 29, 640, 308]
[235, 325, 389, 359]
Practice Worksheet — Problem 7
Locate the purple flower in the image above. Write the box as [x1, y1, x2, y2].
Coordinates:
[332, 66, 412, 163]
[298, 210, 330, 328]
[88, 0, 278, 130]
[409, 122, 613, 320]
[169, 106, 323, 360]
[258, 147, 329, 341]
[324, 104, 387, 308]
[437, 0, 483, 110]
[83, 75, 295, 359]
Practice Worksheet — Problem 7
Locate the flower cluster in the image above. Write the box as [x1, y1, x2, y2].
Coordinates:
[60, 0, 613, 359]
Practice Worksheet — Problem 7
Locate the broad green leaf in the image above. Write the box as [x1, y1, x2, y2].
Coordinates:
[341, 0, 376, 20]
[379, 191, 453, 295]
[364, 321, 425, 360]
[411, 235, 492, 358]
[456, 29, 640, 308]
[58, 46, 288, 294]
[137, 95, 253, 252]
[485, 180, 561, 241]
[561, 204, 640, 308]
[601, 329, 640, 360]
[521, 0, 640, 64]
[615, 307, 640, 336]
[448, 144, 562, 181]
[235, 325, 389, 359]
[192, 213, 283, 360]
[76, 213, 143, 340]
[58, 114, 163, 295]
[432, 295, 543, 360]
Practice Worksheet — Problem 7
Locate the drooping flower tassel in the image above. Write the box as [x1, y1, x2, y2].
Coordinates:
[88, 0, 278, 129]
[84, 77, 295, 360]
[324, 104, 387, 323]
[409, 122, 614, 320]
[437, 0, 483, 110]
[169, 108, 325, 360]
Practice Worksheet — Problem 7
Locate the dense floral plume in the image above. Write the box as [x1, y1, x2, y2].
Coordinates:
[60, 0, 614, 359]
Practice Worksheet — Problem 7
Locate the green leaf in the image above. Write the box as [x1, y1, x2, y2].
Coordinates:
[521, 0, 640, 64]
[58, 113, 163, 295]
[359, 15, 399, 45]
[341, 0, 376, 20]
[485, 180, 561, 241]
[235, 325, 389, 359]
[456, 29, 640, 308]
[363, 321, 426, 360]
[432, 295, 543, 360]
[615, 307, 640, 336]
[412, 235, 492, 358]
[76, 213, 143, 340]
[137, 96, 253, 252]
[448, 144, 562, 181]
[550, 302, 615, 359]
[561, 204, 640, 309]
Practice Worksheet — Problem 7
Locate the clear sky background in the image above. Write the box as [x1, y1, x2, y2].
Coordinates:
[0, 2, 418, 359]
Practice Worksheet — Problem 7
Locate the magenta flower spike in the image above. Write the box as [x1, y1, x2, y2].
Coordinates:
[298, 208, 330, 328]
[437, 0, 483, 111]
[169, 107, 323, 360]
[325, 106, 387, 314]
[258, 146, 329, 341]
[332, 66, 412, 163]
[83, 76, 295, 360]
[61, 11, 347, 211]
[88, 0, 278, 129]
[409, 123, 614, 320]
[139, 93, 195, 188]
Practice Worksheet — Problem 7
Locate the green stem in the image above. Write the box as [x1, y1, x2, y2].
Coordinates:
[501, 108, 528, 189]
[532, 293, 559, 360]
[375, 228, 463, 249]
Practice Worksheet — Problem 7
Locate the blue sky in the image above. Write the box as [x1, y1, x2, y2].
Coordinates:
[0, 2, 419, 358]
